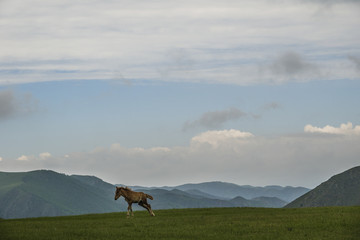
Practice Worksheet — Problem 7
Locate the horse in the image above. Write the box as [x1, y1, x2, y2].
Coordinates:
[114, 186, 155, 217]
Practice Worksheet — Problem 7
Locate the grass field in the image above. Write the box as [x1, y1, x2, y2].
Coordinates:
[1, 207, 359, 240]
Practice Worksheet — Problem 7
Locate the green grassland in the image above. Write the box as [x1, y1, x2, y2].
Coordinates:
[1, 207, 359, 240]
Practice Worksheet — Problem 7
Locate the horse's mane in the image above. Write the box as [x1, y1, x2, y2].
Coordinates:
[124, 186, 132, 191]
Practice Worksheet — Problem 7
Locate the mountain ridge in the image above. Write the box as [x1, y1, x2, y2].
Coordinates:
[285, 166, 360, 208]
[130, 181, 309, 202]
[0, 169, 308, 219]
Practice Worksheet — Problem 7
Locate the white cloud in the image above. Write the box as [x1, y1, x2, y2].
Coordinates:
[39, 152, 52, 160]
[191, 129, 254, 148]
[149, 147, 171, 153]
[304, 122, 360, 135]
[16, 152, 52, 161]
[17, 155, 31, 161]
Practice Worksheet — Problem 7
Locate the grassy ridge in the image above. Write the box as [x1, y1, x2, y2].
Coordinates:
[0, 171, 121, 219]
[1, 207, 359, 240]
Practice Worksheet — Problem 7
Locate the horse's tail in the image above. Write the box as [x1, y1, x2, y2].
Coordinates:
[145, 194, 154, 200]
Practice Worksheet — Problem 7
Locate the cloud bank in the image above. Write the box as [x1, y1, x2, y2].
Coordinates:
[0, 0, 359, 85]
[2, 123, 359, 188]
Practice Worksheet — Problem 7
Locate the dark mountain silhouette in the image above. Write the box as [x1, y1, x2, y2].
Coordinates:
[285, 166, 360, 208]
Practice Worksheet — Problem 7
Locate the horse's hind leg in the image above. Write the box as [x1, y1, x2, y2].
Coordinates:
[147, 203, 155, 216]
[139, 201, 155, 216]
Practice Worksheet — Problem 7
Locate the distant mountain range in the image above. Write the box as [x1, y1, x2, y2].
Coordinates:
[2, 166, 358, 219]
[285, 166, 360, 208]
[129, 182, 309, 203]
[0, 170, 309, 219]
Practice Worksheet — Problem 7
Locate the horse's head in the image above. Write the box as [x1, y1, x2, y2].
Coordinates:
[114, 187, 122, 200]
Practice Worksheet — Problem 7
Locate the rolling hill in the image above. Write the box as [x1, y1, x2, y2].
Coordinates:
[0, 170, 123, 219]
[285, 166, 360, 208]
[0, 169, 306, 219]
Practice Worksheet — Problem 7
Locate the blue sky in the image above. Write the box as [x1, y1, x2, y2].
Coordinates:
[0, 0, 359, 188]
[2, 79, 359, 155]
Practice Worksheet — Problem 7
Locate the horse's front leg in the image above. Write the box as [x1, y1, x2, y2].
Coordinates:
[127, 203, 133, 217]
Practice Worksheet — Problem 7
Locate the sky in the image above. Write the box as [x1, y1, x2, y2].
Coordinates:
[0, 0, 359, 188]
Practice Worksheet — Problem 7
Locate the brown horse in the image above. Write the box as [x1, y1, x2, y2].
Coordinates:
[114, 186, 155, 217]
